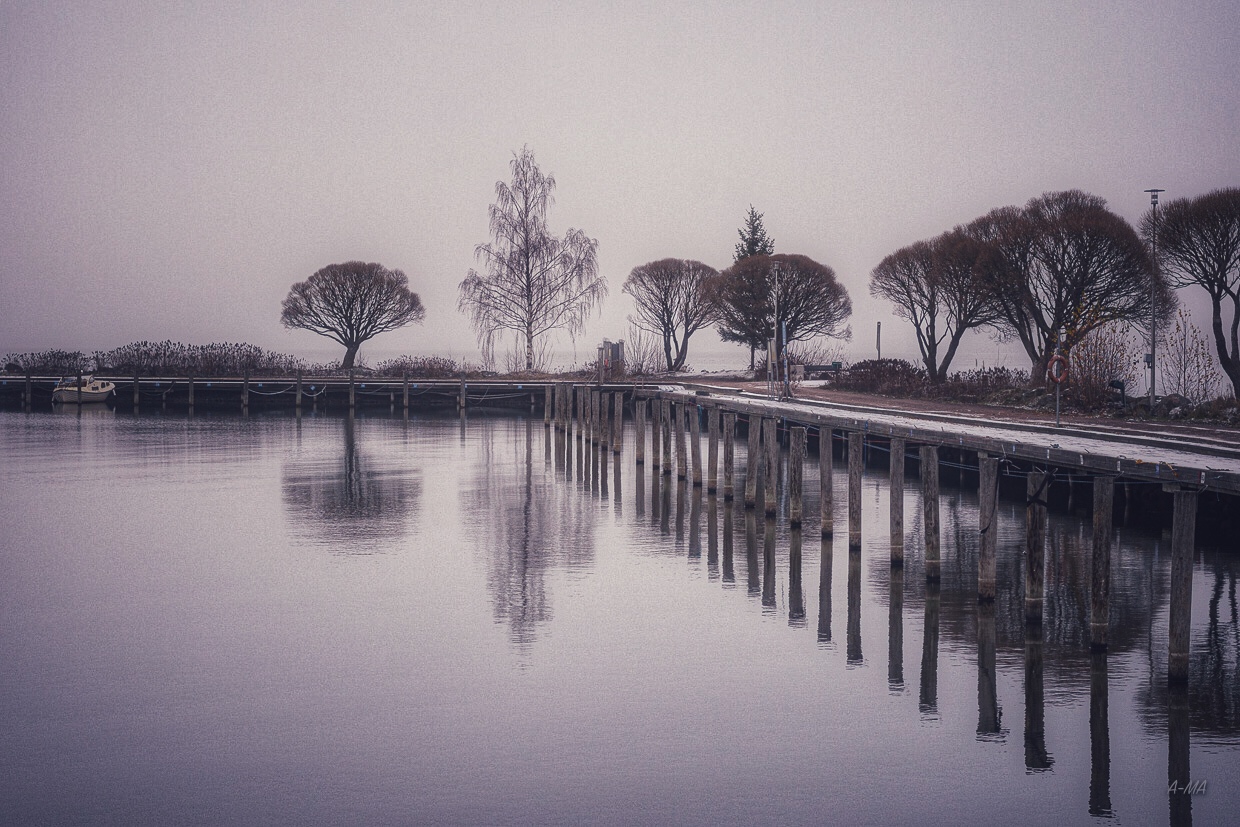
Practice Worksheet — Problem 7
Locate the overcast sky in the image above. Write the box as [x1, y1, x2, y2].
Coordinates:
[2, 1, 1237, 370]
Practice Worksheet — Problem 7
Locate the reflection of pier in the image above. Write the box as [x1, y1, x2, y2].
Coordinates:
[541, 381, 1238, 825]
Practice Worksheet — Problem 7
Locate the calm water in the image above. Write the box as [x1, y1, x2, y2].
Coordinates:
[1, 408, 1236, 826]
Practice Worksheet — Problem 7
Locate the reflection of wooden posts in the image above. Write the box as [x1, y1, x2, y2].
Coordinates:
[789, 426, 806, 527]
[706, 408, 719, 494]
[847, 547, 863, 664]
[1168, 684, 1191, 821]
[348, 371, 356, 410]
[1024, 635, 1051, 771]
[848, 432, 863, 549]
[744, 415, 759, 508]
[1025, 471, 1048, 625]
[921, 445, 940, 580]
[690, 405, 702, 486]
[675, 403, 688, 480]
[978, 456, 999, 601]
[1168, 487, 1198, 684]
[890, 437, 905, 566]
[763, 418, 779, 518]
[889, 567, 905, 690]
[820, 428, 834, 536]
[613, 392, 623, 455]
[635, 400, 646, 464]
[920, 581, 940, 714]
[1090, 476, 1114, 649]
[1089, 652, 1111, 817]
[977, 603, 1000, 737]
[722, 412, 736, 501]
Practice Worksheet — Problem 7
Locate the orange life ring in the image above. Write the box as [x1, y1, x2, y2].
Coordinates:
[1047, 355, 1068, 384]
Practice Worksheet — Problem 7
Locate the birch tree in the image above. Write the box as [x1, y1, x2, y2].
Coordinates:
[458, 147, 604, 370]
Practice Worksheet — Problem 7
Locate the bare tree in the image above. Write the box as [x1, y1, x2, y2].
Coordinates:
[1159, 307, 1224, 403]
[968, 191, 1172, 377]
[710, 253, 851, 367]
[870, 230, 1001, 383]
[622, 258, 719, 372]
[1148, 188, 1240, 398]
[458, 147, 604, 370]
[280, 261, 425, 369]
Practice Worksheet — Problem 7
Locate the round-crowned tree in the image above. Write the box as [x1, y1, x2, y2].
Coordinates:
[281, 261, 425, 369]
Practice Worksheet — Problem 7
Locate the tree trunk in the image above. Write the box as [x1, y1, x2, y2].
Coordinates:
[525, 326, 534, 372]
[1212, 299, 1240, 398]
[341, 342, 360, 370]
[663, 333, 675, 372]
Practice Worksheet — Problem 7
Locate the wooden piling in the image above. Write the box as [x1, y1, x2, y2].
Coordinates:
[706, 407, 719, 494]
[820, 428, 834, 536]
[24, 370, 32, 411]
[402, 375, 408, 413]
[1168, 487, 1197, 684]
[635, 399, 646, 464]
[1091, 476, 1114, 649]
[744, 415, 759, 508]
[349, 371, 356, 410]
[595, 389, 605, 443]
[978, 456, 999, 601]
[890, 437, 905, 567]
[188, 375, 195, 411]
[722, 412, 736, 501]
[921, 445, 940, 580]
[1025, 471, 1048, 625]
[458, 374, 466, 409]
[661, 400, 672, 475]
[763, 418, 779, 518]
[600, 393, 611, 450]
[133, 373, 141, 411]
[690, 405, 702, 486]
[651, 399, 662, 472]
[241, 371, 250, 414]
[76, 371, 83, 405]
[613, 392, 624, 455]
[675, 403, 688, 480]
[545, 385, 553, 426]
[790, 426, 806, 527]
[848, 432, 863, 549]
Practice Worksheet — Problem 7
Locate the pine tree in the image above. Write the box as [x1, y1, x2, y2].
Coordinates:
[734, 206, 774, 262]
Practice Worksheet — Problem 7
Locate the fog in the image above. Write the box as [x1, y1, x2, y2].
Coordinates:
[2, 1, 1236, 371]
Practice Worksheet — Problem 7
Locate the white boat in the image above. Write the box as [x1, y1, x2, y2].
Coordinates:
[52, 375, 116, 404]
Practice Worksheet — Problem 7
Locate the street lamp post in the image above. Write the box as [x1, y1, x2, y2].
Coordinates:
[767, 262, 780, 399]
[1145, 188, 1164, 410]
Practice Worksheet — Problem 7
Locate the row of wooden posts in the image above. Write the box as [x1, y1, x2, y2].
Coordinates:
[543, 384, 1197, 685]
[30, 372, 472, 414]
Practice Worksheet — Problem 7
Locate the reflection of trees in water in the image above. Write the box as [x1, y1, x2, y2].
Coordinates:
[463, 419, 595, 652]
[282, 416, 420, 551]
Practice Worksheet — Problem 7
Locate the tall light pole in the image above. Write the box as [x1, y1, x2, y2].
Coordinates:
[769, 261, 781, 399]
[1145, 188, 1164, 409]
